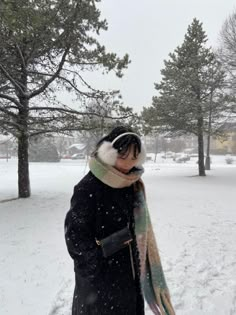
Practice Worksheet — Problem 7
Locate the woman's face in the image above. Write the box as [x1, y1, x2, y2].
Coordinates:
[115, 144, 138, 174]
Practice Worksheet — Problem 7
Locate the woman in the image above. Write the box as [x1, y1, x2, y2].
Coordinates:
[64, 126, 175, 315]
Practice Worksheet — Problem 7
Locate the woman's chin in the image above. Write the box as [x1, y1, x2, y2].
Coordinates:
[115, 167, 130, 174]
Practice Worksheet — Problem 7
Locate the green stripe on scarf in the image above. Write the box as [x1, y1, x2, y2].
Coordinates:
[89, 158, 107, 180]
[89, 157, 175, 315]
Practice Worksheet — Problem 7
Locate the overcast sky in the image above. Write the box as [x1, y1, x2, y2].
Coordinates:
[83, 0, 236, 113]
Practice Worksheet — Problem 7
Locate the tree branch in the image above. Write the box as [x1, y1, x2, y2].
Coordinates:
[28, 47, 70, 99]
[0, 106, 18, 118]
[29, 126, 98, 138]
[0, 119, 20, 132]
[62, 67, 100, 92]
[15, 44, 27, 70]
[27, 69, 101, 98]
[28, 105, 133, 120]
[0, 93, 22, 107]
[0, 64, 26, 95]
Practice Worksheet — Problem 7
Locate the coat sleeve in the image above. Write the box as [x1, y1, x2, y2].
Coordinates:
[64, 185, 103, 281]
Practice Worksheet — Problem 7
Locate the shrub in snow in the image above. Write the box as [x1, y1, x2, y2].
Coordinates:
[225, 157, 233, 164]
[29, 142, 60, 162]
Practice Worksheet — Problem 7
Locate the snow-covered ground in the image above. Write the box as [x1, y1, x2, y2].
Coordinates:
[0, 155, 236, 315]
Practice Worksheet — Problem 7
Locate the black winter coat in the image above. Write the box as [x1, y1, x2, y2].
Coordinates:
[64, 171, 145, 315]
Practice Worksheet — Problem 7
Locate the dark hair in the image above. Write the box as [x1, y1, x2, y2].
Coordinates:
[96, 126, 141, 158]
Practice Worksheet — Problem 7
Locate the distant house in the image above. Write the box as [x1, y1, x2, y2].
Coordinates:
[52, 134, 76, 156]
[143, 134, 197, 153]
[68, 143, 87, 155]
[211, 123, 236, 154]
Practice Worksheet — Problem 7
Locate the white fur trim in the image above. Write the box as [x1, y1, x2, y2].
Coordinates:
[137, 146, 146, 166]
[97, 140, 146, 166]
[97, 141, 118, 165]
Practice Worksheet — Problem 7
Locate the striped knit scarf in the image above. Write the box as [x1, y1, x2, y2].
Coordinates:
[89, 157, 175, 315]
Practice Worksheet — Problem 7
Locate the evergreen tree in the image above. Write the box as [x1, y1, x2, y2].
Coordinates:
[219, 10, 236, 116]
[0, 0, 130, 197]
[143, 18, 226, 176]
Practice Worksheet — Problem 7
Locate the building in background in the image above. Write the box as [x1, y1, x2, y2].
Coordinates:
[211, 123, 236, 154]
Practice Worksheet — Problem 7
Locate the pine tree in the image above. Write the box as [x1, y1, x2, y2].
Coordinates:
[143, 18, 226, 176]
[0, 0, 130, 197]
[219, 10, 236, 116]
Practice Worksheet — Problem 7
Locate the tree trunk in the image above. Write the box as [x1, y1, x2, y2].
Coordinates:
[18, 132, 30, 197]
[154, 136, 158, 163]
[205, 90, 213, 171]
[18, 97, 31, 198]
[197, 118, 206, 176]
[205, 133, 211, 170]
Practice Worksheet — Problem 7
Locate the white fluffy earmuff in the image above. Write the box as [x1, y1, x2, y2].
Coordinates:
[97, 132, 146, 167]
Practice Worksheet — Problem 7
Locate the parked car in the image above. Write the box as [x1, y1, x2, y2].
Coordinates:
[190, 153, 198, 157]
[161, 151, 174, 159]
[61, 154, 72, 159]
[175, 154, 190, 163]
[71, 153, 85, 160]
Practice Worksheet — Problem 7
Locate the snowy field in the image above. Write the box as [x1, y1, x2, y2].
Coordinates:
[0, 155, 236, 315]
